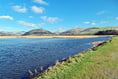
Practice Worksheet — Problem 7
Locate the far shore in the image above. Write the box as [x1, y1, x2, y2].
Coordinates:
[0, 35, 113, 38]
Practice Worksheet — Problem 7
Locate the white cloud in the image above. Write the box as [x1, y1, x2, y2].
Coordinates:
[40, 16, 61, 23]
[96, 11, 107, 15]
[115, 17, 118, 20]
[17, 21, 45, 28]
[29, 16, 33, 18]
[31, 6, 45, 14]
[83, 21, 90, 24]
[82, 20, 108, 26]
[100, 21, 109, 24]
[0, 16, 13, 20]
[12, 5, 27, 13]
[91, 23, 97, 25]
[33, 0, 48, 5]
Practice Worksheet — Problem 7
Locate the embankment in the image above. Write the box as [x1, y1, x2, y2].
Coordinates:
[32, 36, 118, 79]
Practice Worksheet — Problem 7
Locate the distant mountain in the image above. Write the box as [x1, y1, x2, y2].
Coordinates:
[0, 31, 25, 36]
[1, 26, 118, 36]
[59, 26, 118, 35]
[23, 29, 54, 36]
[54, 31, 64, 35]
[59, 28, 85, 35]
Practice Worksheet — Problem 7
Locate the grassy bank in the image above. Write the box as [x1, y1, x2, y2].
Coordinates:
[32, 36, 118, 79]
[0, 35, 113, 38]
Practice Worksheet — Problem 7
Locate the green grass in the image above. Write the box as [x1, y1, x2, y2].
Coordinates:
[32, 36, 118, 79]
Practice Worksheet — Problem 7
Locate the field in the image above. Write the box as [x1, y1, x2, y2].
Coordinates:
[0, 35, 113, 38]
[32, 36, 118, 79]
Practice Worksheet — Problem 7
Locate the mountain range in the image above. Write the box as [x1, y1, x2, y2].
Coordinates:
[23, 26, 118, 36]
[0, 26, 118, 36]
[0, 31, 25, 36]
[60, 26, 118, 35]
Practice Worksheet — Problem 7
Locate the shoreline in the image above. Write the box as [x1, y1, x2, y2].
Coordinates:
[0, 35, 113, 38]
[31, 37, 111, 78]
[32, 36, 117, 79]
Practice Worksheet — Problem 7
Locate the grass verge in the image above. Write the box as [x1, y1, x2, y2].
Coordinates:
[32, 36, 118, 79]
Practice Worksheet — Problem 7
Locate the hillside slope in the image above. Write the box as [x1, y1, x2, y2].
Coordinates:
[95, 30, 118, 35]
[23, 29, 54, 36]
[60, 26, 118, 35]
[60, 28, 85, 35]
[0, 31, 25, 36]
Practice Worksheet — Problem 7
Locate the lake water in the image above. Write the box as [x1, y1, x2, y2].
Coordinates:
[0, 37, 111, 79]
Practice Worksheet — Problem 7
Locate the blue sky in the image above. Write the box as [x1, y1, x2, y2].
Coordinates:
[0, 0, 118, 32]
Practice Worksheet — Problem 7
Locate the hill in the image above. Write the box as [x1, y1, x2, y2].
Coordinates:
[0, 31, 25, 36]
[60, 26, 118, 35]
[60, 28, 85, 35]
[54, 31, 64, 35]
[23, 29, 54, 36]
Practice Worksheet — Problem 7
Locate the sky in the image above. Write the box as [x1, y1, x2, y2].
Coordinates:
[0, 0, 118, 32]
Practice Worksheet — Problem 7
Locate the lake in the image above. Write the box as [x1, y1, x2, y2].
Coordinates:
[0, 37, 111, 79]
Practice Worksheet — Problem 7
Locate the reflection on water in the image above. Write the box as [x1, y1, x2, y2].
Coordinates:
[0, 37, 111, 79]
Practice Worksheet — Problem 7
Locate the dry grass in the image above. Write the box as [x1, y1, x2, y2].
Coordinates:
[0, 35, 113, 38]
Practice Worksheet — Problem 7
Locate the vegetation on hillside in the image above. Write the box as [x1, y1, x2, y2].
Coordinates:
[95, 30, 118, 35]
[22, 29, 54, 36]
[32, 36, 118, 79]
